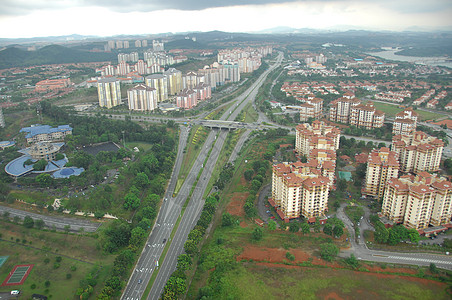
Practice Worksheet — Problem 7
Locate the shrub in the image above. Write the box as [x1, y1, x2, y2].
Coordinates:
[56, 256, 62, 263]
[53, 263, 60, 269]
[45, 280, 51, 287]
[66, 273, 72, 279]
[71, 265, 77, 272]
[285, 252, 295, 261]
[44, 258, 50, 264]
[31, 283, 36, 289]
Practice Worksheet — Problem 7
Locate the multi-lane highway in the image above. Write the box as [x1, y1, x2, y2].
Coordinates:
[121, 52, 284, 300]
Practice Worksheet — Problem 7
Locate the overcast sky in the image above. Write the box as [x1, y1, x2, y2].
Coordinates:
[0, 0, 451, 38]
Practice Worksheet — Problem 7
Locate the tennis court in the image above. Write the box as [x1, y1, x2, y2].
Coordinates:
[1, 264, 34, 286]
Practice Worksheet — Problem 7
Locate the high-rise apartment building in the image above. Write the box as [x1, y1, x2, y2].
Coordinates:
[117, 61, 130, 76]
[299, 98, 323, 122]
[392, 131, 444, 173]
[163, 68, 183, 95]
[97, 77, 121, 109]
[134, 60, 148, 75]
[176, 89, 197, 109]
[272, 162, 330, 220]
[295, 120, 340, 158]
[329, 97, 361, 124]
[392, 107, 419, 136]
[145, 74, 168, 102]
[152, 40, 164, 52]
[0, 108, 5, 128]
[382, 173, 452, 229]
[349, 101, 385, 129]
[363, 147, 399, 199]
[127, 84, 157, 112]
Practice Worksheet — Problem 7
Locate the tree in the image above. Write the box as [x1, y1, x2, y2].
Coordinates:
[374, 223, 389, 244]
[36, 173, 53, 187]
[300, 222, 310, 234]
[268, 220, 277, 231]
[289, 222, 299, 233]
[123, 192, 140, 210]
[320, 243, 339, 262]
[129, 227, 146, 248]
[134, 172, 150, 188]
[221, 212, 233, 227]
[323, 223, 333, 236]
[345, 254, 359, 269]
[429, 263, 439, 274]
[252, 227, 263, 241]
[184, 239, 197, 255]
[408, 228, 420, 244]
[244, 169, 254, 181]
[333, 226, 344, 237]
[177, 254, 192, 272]
[188, 229, 202, 244]
[23, 216, 34, 228]
[35, 219, 45, 229]
[137, 218, 152, 231]
[33, 159, 48, 171]
[313, 218, 321, 233]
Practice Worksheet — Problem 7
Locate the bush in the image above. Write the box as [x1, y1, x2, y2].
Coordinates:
[66, 273, 72, 279]
[53, 263, 60, 269]
[285, 252, 295, 261]
[31, 283, 36, 289]
[252, 227, 263, 241]
[71, 265, 77, 272]
[56, 256, 62, 263]
[44, 258, 50, 264]
[45, 280, 51, 287]
[320, 243, 339, 262]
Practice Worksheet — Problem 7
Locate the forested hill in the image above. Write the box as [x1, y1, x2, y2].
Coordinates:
[0, 44, 116, 69]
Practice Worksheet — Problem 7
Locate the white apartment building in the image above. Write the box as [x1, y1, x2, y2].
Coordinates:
[127, 84, 157, 112]
[163, 68, 183, 95]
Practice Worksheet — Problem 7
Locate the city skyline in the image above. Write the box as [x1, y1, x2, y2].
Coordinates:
[0, 0, 451, 39]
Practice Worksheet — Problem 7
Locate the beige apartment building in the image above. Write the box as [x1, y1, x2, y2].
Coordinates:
[382, 173, 452, 229]
[329, 97, 360, 123]
[127, 84, 157, 112]
[295, 120, 340, 157]
[163, 68, 183, 95]
[272, 162, 330, 220]
[97, 77, 121, 109]
[145, 74, 168, 102]
[349, 102, 385, 129]
[363, 147, 399, 199]
[299, 98, 323, 122]
[392, 107, 419, 136]
[392, 131, 444, 173]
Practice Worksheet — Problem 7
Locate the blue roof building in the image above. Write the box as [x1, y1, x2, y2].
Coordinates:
[20, 124, 72, 143]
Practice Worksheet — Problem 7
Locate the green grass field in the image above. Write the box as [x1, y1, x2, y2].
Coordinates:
[125, 141, 153, 152]
[0, 221, 114, 299]
[371, 102, 444, 121]
[219, 264, 449, 300]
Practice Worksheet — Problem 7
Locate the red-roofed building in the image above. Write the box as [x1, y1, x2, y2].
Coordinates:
[363, 147, 399, 199]
[381, 173, 452, 229]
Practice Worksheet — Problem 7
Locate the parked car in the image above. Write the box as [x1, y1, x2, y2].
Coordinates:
[11, 290, 20, 295]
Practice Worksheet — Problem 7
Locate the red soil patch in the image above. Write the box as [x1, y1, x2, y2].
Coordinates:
[237, 245, 341, 268]
[364, 264, 417, 275]
[226, 192, 248, 217]
[239, 221, 248, 228]
[323, 292, 344, 300]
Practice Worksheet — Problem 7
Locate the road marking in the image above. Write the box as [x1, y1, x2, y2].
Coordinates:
[387, 256, 452, 265]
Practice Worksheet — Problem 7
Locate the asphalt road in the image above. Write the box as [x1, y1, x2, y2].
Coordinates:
[117, 52, 285, 300]
[336, 203, 452, 271]
[0, 206, 101, 232]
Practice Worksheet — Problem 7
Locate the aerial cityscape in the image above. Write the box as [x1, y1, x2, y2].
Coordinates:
[0, 1, 451, 300]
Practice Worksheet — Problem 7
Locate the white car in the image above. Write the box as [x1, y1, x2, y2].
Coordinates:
[11, 290, 20, 295]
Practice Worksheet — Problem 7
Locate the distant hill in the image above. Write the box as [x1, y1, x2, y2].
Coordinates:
[0, 44, 116, 69]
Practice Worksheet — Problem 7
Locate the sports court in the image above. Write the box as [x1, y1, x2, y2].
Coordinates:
[1, 264, 34, 286]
